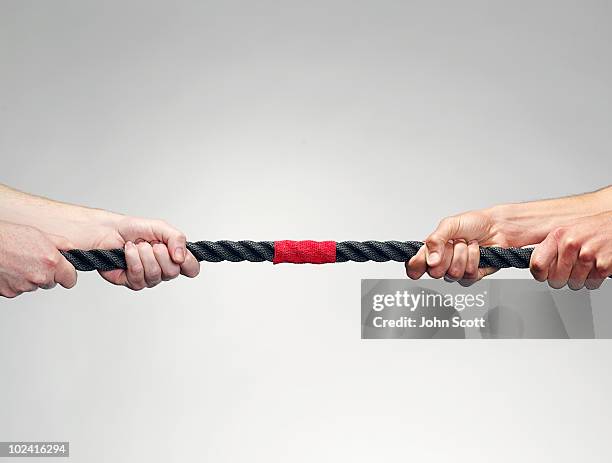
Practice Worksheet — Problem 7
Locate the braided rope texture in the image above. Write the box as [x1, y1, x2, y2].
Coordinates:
[61, 240, 535, 272]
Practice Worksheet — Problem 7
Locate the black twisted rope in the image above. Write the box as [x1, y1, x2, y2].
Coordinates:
[60, 241, 535, 272]
[335, 241, 533, 268]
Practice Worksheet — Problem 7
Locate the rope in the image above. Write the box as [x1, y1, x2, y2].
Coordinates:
[60, 240, 536, 272]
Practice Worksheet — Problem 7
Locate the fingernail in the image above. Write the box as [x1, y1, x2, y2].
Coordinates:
[175, 247, 185, 261]
[427, 251, 440, 266]
[125, 241, 133, 249]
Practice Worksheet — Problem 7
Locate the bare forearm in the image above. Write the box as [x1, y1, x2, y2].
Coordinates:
[0, 184, 121, 247]
[488, 185, 612, 246]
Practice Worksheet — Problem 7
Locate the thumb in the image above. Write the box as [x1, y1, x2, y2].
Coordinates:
[149, 221, 187, 265]
[54, 256, 78, 289]
[425, 216, 460, 266]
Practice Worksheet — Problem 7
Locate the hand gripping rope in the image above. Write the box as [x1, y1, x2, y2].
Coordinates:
[61, 240, 537, 272]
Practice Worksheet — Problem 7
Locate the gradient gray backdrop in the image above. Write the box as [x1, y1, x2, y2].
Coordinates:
[1, 1, 612, 461]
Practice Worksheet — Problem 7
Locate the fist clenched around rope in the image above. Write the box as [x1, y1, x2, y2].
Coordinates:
[0, 221, 77, 298]
[90, 216, 200, 290]
[530, 212, 612, 290]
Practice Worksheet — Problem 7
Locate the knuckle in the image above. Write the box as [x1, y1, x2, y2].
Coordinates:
[595, 260, 609, 274]
[447, 266, 463, 279]
[167, 268, 180, 279]
[552, 227, 567, 241]
[149, 268, 162, 280]
[127, 272, 146, 287]
[29, 272, 48, 286]
[466, 262, 478, 275]
[424, 235, 438, 247]
[428, 268, 445, 279]
[129, 264, 144, 275]
[2, 290, 18, 298]
[579, 248, 595, 263]
[530, 258, 544, 273]
[562, 237, 579, 251]
[15, 282, 33, 293]
[41, 252, 60, 269]
[152, 242, 165, 253]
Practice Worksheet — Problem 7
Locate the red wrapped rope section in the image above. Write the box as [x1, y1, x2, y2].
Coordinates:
[273, 240, 336, 264]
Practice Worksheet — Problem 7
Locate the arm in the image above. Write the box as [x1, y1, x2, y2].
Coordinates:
[0, 184, 200, 294]
[0, 184, 120, 248]
[487, 186, 612, 247]
[406, 185, 612, 285]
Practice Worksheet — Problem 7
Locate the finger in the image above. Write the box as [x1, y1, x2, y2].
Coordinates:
[595, 256, 612, 279]
[446, 240, 468, 280]
[45, 234, 76, 289]
[152, 243, 181, 281]
[530, 234, 557, 282]
[548, 237, 580, 289]
[477, 266, 499, 281]
[53, 253, 78, 289]
[425, 216, 460, 267]
[459, 267, 499, 286]
[428, 240, 454, 279]
[125, 241, 146, 290]
[98, 268, 126, 286]
[459, 240, 480, 284]
[0, 283, 19, 298]
[38, 278, 57, 290]
[180, 250, 200, 278]
[150, 221, 187, 265]
[406, 245, 427, 279]
[137, 242, 162, 287]
[585, 267, 606, 290]
[12, 280, 38, 294]
[568, 248, 594, 291]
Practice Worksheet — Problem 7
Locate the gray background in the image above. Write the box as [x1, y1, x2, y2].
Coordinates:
[1, 0, 611, 461]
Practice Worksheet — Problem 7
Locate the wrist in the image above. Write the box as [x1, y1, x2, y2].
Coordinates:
[78, 208, 124, 249]
[85, 207, 123, 229]
[487, 192, 605, 246]
[487, 203, 555, 246]
[54, 207, 124, 250]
